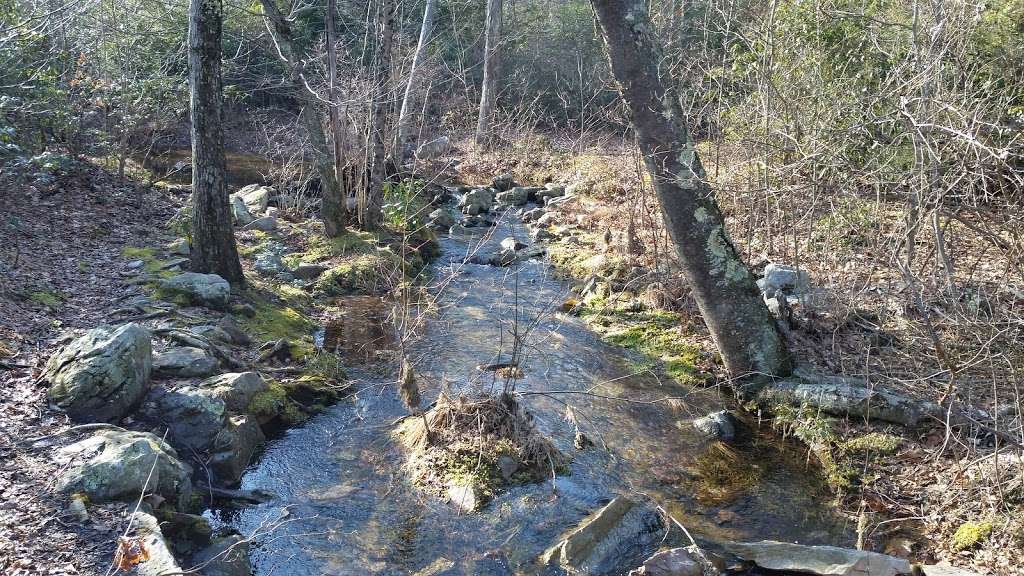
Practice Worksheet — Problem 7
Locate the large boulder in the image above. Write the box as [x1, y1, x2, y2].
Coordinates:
[724, 541, 911, 576]
[160, 272, 231, 309]
[199, 372, 269, 414]
[140, 386, 227, 451]
[56, 430, 192, 507]
[153, 347, 219, 379]
[208, 414, 264, 486]
[757, 263, 810, 296]
[415, 136, 452, 160]
[192, 535, 253, 576]
[495, 187, 530, 206]
[131, 511, 186, 576]
[492, 173, 516, 191]
[537, 184, 566, 204]
[45, 323, 152, 423]
[427, 207, 458, 229]
[542, 497, 663, 575]
[459, 188, 494, 215]
[233, 184, 272, 214]
[231, 195, 254, 226]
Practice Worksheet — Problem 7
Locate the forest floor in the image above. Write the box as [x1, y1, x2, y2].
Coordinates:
[0, 165, 180, 574]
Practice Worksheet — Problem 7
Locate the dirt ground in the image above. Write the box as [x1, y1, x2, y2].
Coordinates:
[0, 164, 179, 575]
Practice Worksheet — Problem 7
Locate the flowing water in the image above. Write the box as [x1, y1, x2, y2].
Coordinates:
[222, 207, 853, 575]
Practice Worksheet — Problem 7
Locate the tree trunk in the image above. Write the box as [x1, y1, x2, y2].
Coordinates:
[362, 0, 396, 230]
[188, 0, 244, 285]
[325, 0, 349, 232]
[258, 0, 346, 237]
[589, 0, 792, 382]
[475, 0, 502, 146]
[395, 0, 437, 156]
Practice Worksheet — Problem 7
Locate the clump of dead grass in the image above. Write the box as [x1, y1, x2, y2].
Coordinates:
[396, 390, 567, 505]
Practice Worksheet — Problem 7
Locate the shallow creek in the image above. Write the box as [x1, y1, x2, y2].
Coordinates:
[220, 208, 854, 575]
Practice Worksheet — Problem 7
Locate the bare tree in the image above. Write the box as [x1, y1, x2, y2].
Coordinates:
[395, 0, 437, 155]
[475, 0, 502, 146]
[361, 0, 397, 230]
[589, 0, 792, 382]
[259, 0, 347, 237]
[188, 0, 244, 285]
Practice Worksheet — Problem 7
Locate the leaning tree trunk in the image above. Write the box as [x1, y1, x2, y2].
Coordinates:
[258, 0, 346, 237]
[362, 0, 396, 230]
[474, 0, 502, 146]
[590, 0, 792, 382]
[395, 0, 437, 156]
[188, 0, 244, 285]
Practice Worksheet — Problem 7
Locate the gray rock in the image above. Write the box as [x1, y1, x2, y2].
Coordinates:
[231, 195, 254, 226]
[459, 188, 494, 215]
[920, 565, 985, 576]
[254, 251, 286, 277]
[628, 548, 701, 576]
[522, 207, 545, 222]
[530, 227, 555, 243]
[243, 216, 278, 231]
[126, 259, 144, 270]
[208, 414, 264, 486]
[496, 187, 530, 206]
[293, 262, 328, 280]
[415, 136, 452, 159]
[757, 263, 810, 296]
[428, 207, 458, 229]
[45, 323, 152, 423]
[542, 497, 664, 575]
[57, 430, 192, 507]
[192, 535, 253, 576]
[723, 541, 911, 576]
[462, 214, 495, 228]
[536, 212, 557, 227]
[190, 324, 232, 343]
[500, 237, 527, 252]
[233, 184, 272, 214]
[692, 410, 737, 441]
[160, 272, 231, 309]
[169, 238, 190, 256]
[517, 245, 547, 260]
[217, 316, 251, 346]
[199, 372, 269, 414]
[537, 184, 566, 204]
[546, 194, 576, 207]
[493, 173, 516, 192]
[153, 347, 219, 379]
[753, 371, 939, 426]
[141, 386, 226, 451]
[447, 481, 481, 512]
[131, 511, 186, 576]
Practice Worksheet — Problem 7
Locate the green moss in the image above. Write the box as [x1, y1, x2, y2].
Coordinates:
[248, 381, 306, 427]
[579, 302, 703, 385]
[121, 246, 176, 279]
[29, 290, 64, 307]
[843, 432, 901, 455]
[238, 298, 315, 343]
[952, 520, 993, 551]
[313, 251, 402, 296]
[301, 230, 378, 262]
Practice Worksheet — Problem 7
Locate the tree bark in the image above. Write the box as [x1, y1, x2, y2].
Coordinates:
[589, 0, 792, 382]
[361, 0, 396, 230]
[325, 0, 350, 228]
[395, 0, 437, 155]
[475, 0, 502, 146]
[188, 0, 244, 285]
[259, 0, 346, 236]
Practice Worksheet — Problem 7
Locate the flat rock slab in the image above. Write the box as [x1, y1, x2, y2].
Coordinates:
[153, 347, 219, 378]
[542, 496, 663, 575]
[724, 540, 912, 576]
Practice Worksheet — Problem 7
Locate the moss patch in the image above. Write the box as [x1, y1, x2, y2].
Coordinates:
[121, 246, 177, 279]
[28, 290, 64, 308]
[313, 251, 402, 296]
[952, 520, 993, 551]
[577, 299, 704, 385]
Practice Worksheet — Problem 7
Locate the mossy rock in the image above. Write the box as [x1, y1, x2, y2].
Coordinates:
[121, 246, 177, 279]
[313, 251, 402, 296]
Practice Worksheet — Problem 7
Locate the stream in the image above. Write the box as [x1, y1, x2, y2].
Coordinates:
[219, 205, 854, 575]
